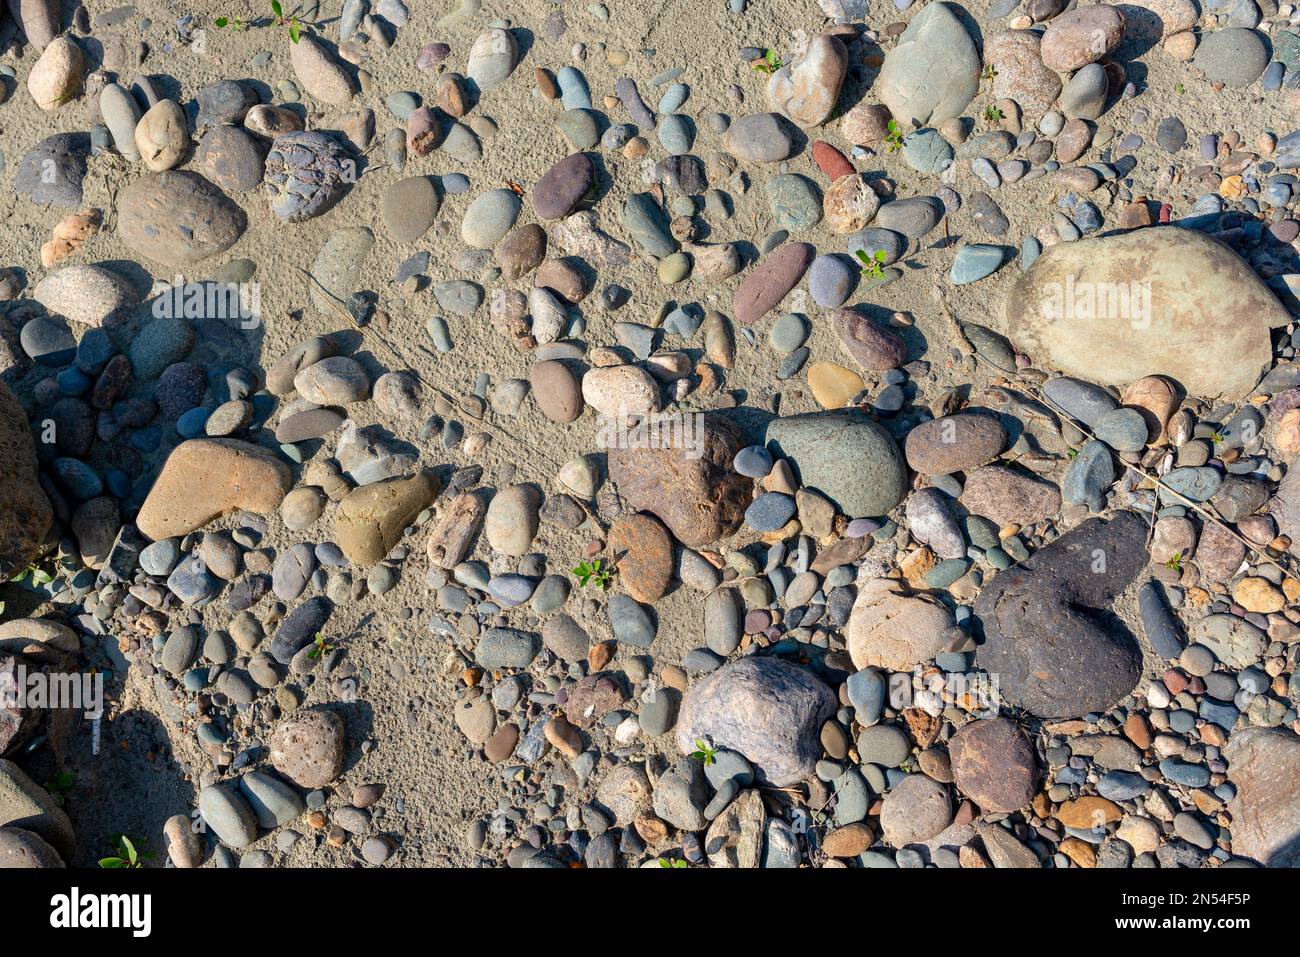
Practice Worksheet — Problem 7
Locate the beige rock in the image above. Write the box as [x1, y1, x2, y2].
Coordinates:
[334, 472, 438, 566]
[134, 99, 190, 171]
[289, 32, 356, 106]
[136, 439, 293, 540]
[822, 173, 879, 234]
[581, 364, 661, 418]
[807, 361, 864, 408]
[426, 491, 487, 568]
[1120, 374, 1180, 444]
[27, 35, 83, 110]
[847, 578, 961, 670]
[1006, 228, 1279, 399]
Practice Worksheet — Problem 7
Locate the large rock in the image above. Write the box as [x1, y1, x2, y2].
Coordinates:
[0, 381, 52, 580]
[949, 717, 1039, 813]
[116, 171, 247, 267]
[334, 471, 439, 566]
[269, 707, 345, 789]
[607, 414, 751, 547]
[0, 826, 64, 867]
[975, 513, 1148, 718]
[847, 579, 962, 670]
[1224, 728, 1300, 867]
[765, 33, 848, 128]
[0, 758, 74, 860]
[7, 0, 60, 50]
[765, 411, 907, 518]
[136, 439, 292, 540]
[1005, 228, 1282, 399]
[877, 2, 980, 127]
[33, 264, 138, 326]
[984, 30, 1062, 119]
[675, 657, 835, 787]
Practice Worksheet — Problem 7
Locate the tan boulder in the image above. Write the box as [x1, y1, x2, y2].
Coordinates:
[136, 439, 292, 540]
[335, 472, 439, 566]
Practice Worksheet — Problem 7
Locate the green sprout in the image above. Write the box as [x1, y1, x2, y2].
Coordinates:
[855, 247, 888, 281]
[884, 118, 904, 153]
[10, 562, 54, 587]
[658, 856, 689, 868]
[306, 632, 335, 661]
[218, 2, 301, 40]
[753, 48, 783, 75]
[982, 104, 1005, 126]
[691, 737, 718, 766]
[99, 834, 150, 869]
[1209, 431, 1224, 444]
[571, 559, 613, 589]
[213, 14, 247, 29]
[1164, 552, 1183, 572]
[980, 64, 998, 84]
[1175, 82, 1186, 95]
[45, 771, 75, 808]
[1066, 447, 1079, 460]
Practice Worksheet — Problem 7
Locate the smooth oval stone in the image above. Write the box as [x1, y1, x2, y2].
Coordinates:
[461, 188, 522, 248]
[876, 196, 945, 239]
[950, 243, 1005, 284]
[807, 254, 856, 307]
[533, 152, 594, 220]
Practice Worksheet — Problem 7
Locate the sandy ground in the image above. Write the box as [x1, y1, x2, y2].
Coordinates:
[1, 0, 1292, 866]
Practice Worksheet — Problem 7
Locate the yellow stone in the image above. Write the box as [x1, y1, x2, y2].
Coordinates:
[807, 361, 865, 409]
[1232, 577, 1285, 613]
[1219, 175, 1247, 200]
[1060, 836, 1096, 867]
[899, 545, 937, 587]
[1057, 796, 1122, 829]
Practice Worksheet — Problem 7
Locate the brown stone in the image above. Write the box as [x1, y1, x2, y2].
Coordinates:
[608, 513, 674, 602]
[136, 439, 292, 541]
[949, 717, 1039, 812]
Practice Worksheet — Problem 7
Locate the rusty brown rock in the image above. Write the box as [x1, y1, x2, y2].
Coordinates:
[607, 513, 674, 602]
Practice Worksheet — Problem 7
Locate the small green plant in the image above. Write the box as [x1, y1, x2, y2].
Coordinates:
[306, 632, 335, 661]
[691, 737, 718, 766]
[855, 247, 888, 280]
[218, 1, 301, 41]
[99, 834, 149, 869]
[1164, 552, 1183, 571]
[571, 559, 613, 589]
[753, 48, 783, 75]
[1209, 431, 1225, 444]
[1175, 82, 1186, 95]
[45, 771, 75, 808]
[657, 856, 689, 868]
[1066, 447, 1079, 460]
[884, 118, 904, 153]
[982, 104, 1005, 126]
[10, 562, 53, 587]
[980, 64, 998, 84]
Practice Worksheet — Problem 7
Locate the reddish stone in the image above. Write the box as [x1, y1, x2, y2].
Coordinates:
[732, 242, 815, 325]
[812, 140, 855, 181]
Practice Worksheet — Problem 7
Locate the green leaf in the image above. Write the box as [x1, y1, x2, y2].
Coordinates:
[271, 0, 284, 16]
[874, 249, 887, 262]
[289, 18, 301, 42]
[215, 16, 229, 26]
[99, 857, 124, 869]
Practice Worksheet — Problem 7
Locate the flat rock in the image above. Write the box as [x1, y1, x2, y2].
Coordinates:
[117, 171, 247, 267]
[877, 2, 980, 127]
[136, 439, 292, 540]
[765, 411, 907, 518]
[975, 513, 1147, 718]
[675, 657, 835, 787]
[1005, 228, 1282, 398]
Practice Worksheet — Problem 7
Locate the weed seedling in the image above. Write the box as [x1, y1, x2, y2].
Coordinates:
[982, 104, 1005, 126]
[306, 632, 335, 661]
[217, 1, 302, 41]
[884, 118, 904, 153]
[657, 857, 689, 868]
[1164, 553, 1183, 572]
[571, 559, 613, 589]
[980, 64, 998, 84]
[11, 563, 53, 587]
[99, 834, 150, 869]
[691, 738, 718, 766]
[45, 771, 75, 808]
[753, 48, 783, 75]
[855, 247, 888, 281]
